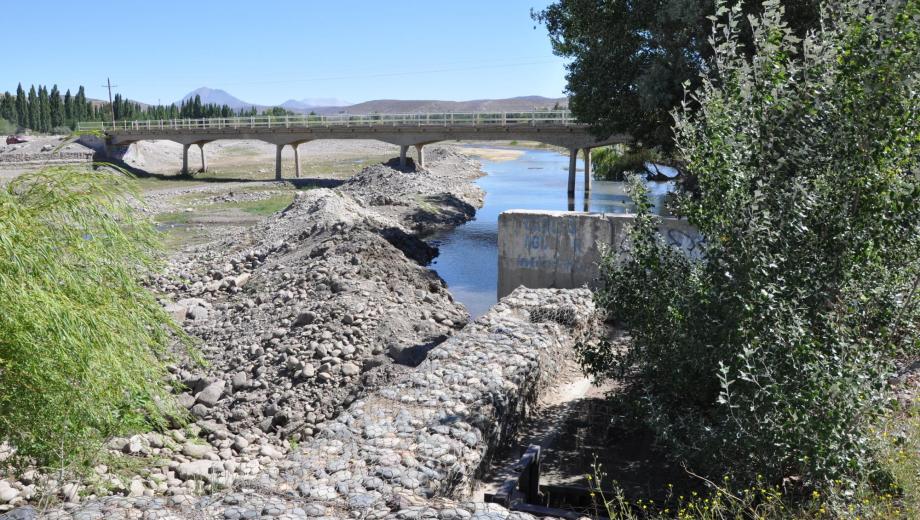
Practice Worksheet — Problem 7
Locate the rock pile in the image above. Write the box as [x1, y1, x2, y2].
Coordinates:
[24, 288, 596, 520]
[154, 187, 471, 446]
[0, 148, 596, 519]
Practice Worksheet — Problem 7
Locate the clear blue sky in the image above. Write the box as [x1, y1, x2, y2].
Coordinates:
[4, 0, 567, 105]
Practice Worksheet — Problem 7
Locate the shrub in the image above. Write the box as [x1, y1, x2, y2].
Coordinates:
[0, 166, 184, 470]
[0, 118, 17, 134]
[592, 146, 660, 181]
[582, 0, 920, 489]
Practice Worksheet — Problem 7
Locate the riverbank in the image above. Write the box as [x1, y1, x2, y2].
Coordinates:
[0, 144, 490, 513]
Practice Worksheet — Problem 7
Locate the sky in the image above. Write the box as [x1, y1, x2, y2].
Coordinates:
[3, 0, 568, 106]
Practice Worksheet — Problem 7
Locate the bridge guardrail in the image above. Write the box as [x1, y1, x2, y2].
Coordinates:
[76, 110, 580, 132]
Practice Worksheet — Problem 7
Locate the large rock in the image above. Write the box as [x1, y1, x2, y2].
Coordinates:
[176, 460, 215, 482]
[163, 302, 187, 322]
[195, 380, 225, 407]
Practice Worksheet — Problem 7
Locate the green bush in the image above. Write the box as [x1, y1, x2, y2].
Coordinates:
[0, 118, 17, 134]
[582, 0, 920, 489]
[0, 166, 184, 470]
[592, 146, 660, 181]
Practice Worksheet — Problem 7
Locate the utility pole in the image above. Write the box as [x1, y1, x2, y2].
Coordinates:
[102, 78, 117, 129]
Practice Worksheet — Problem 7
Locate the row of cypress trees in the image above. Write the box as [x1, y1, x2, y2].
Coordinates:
[0, 85, 269, 134]
[0, 84, 93, 133]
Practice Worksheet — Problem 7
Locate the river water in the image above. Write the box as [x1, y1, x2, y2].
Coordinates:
[428, 146, 673, 318]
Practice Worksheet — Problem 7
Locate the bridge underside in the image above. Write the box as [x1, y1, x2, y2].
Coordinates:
[107, 125, 629, 198]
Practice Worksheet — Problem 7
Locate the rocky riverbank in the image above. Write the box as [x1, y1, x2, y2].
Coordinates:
[9, 288, 597, 520]
[0, 146, 494, 514]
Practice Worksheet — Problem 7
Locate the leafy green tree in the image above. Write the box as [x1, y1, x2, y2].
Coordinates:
[583, 0, 920, 488]
[533, 0, 821, 151]
[0, 166, 186, 469]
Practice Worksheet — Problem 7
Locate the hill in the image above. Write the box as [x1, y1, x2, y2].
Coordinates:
[179, 87, 260, 111]
[177, 87, 567, 115]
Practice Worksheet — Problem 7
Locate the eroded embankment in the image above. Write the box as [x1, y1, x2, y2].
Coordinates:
[37, 288, 596, 519]
[150, 149, 485, 448]
[0, 148, 486, 514]
[0, 147, 601, 520]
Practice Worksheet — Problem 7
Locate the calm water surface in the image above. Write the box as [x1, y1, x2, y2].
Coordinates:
[428, 146, 672, 318]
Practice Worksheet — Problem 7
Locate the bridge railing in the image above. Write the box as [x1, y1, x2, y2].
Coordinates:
[76, 110, 578, 132]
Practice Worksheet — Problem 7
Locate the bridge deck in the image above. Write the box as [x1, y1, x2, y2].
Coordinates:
[78, 111, 625, 197]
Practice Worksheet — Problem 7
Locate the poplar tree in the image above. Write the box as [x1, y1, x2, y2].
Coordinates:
[38, 86, 51, 133]
[27, 86, 37, 130]
[74, 86, 86, 122]
[64, 89, 73, 127]
[15, 84, 27, 128]
[50, 85, 63, 129]
[0, 93, 16, 126]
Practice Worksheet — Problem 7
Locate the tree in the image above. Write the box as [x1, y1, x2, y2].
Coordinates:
[583, 0, 920, 488]
[64, 89, 73, 128]
[0, 93, 16, 126]
[74, 86, 86, 122]
[15, 84, 27, 128]
[26, 85, 37, 131]
[38, 86, 51, 133]
[533, 0, 821, 152]
[50, 85, 63, 129]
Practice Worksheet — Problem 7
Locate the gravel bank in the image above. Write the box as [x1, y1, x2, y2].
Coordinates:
[12, 288, 596, 520]
[0, 146, 497, 515]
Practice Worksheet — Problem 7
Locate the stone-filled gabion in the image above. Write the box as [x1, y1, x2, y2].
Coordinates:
[15, 288, 594, 520]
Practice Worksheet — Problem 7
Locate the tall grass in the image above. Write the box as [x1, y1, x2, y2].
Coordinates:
[0, 165, 184, 471]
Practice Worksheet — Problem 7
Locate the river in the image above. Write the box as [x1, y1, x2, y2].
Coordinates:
[428, 145, 673, 318]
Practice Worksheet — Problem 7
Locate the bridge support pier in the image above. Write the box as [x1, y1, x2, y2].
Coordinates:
[567, 148, 578, 198]
[182, 144, 190, 175]
[399, 145, 409, 169]
[416, 144, 425, 169]
[275, 144, 283, 180]
[293, 143, 301, 178]
[199, 143, 208, 173]
[583, 148, 591, 193]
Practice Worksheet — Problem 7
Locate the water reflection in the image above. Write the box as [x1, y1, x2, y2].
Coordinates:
[428, 146, 673, 318]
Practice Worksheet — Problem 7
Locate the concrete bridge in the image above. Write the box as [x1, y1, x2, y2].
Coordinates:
[78, 111, 628, 197]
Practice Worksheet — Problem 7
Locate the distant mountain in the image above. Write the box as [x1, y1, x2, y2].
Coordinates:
[306, 96, 567, 115]
[280, 98, 351, 111]
[179, 87, 260, 111]
[175, 88, 567, 115]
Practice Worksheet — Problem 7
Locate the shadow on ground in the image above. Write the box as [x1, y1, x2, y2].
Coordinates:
[97, 157, 346, 189]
